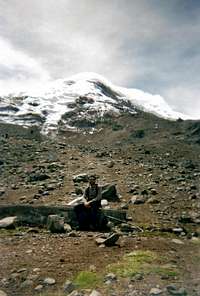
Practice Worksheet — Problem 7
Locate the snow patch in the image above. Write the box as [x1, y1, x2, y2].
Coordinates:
[0, 72, 192, 134]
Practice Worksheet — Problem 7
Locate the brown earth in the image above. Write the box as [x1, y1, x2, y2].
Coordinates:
[0, 113, 200, 295]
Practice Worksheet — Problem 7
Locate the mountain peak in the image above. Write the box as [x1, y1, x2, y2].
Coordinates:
[0, 72, 191, 134]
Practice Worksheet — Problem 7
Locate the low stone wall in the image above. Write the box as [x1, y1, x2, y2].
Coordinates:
[0, 204, 127, 228]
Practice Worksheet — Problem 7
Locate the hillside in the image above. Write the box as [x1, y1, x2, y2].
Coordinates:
[0, 109, 200, 296]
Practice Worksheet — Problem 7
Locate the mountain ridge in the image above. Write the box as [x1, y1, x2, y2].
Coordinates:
[0, 72, 193, 134]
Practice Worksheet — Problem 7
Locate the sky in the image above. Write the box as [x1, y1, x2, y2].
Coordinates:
[0, 0, 200, 118]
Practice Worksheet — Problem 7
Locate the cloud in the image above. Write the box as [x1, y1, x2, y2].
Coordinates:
[0, 0, 200, 118]
[164, 85, 200, 119]
[0, 37, 50, 93]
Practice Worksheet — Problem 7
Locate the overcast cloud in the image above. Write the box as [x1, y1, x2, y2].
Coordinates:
[0, 0, 200, 118]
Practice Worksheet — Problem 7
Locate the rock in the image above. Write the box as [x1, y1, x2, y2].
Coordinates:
[20, 280, 34, 288]
[101, 199, 108, 207]
[120, 202, 129, 209]
[64, 223, 72, 232]
[33, 267, 41, 272]
[68, 231, 79, 237]
[172, 228, 184, 234]
[130, 195, 146, 204]
[95, 233, 119, 246]
[95, 237, 106, 245]
[182, 160, 195, 170]
[167, 285, 187, 296]
[43, 277, 56, 285]
[120, 223, 138, 233]
[34, 284, 43, 291]
[131, 273, 144, 281]
[27, 172, 50, 182]
[141, 189, 148, 195]
[68, 291, 84, 296]
[74, 187, 83, 195]
[47, 215, 65, 233]
[104, 273, 117, 282]
[17, 268, 27, 273]
[73, 174, 88, 183]
[104, 233, 120, 246]
[63, 280, 75, 294]
[0, 216, 18, 229]
[101, 184, 120, 202]
[0, 190, 5, 197]
[0, 290, 7, 296]
[149, 288, 163, 295]
[178, 214, 193, 223]
[89, 290, 102, 296]
[96, 151, 109, 158]
[147, 197, 159, 204]
[107, 161, 115, 168]
[150, 188, 158, 195]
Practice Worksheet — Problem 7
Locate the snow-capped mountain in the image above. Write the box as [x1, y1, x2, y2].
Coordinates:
[0, 72, 191, 134]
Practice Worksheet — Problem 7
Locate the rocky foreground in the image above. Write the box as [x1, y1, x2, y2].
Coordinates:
[0, 112, 200, 296]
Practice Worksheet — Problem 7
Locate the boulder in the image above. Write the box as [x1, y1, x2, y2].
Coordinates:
[104, 273, 117, 282]
[73, 174, 88, 183]
[47, 215, 65, 233]
[149, 288, 163, 295]
[89, 290, 102, 296]
[0, 290, 7, 296]
[34, 285, 43, 291]
[101, 184, 120, 202]
[43, 277, 56, 285]
[167, 285, 187, 296]
[130, 195, 146, 204]
[27, 173, 50, 182]
[0, 216, 18, 229]
[98, 233, 119, 247]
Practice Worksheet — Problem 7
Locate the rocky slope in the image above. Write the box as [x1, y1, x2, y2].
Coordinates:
[0, 77, 200, 296]
[0, 114, 200, 295]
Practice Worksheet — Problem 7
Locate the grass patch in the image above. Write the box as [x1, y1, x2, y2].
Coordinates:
[107, 250, 157, 277]
[150, 266, 178, 277]
[111, 123, 124, 131]
[73, 271, 102, 289]
[107, 250, 178, 278]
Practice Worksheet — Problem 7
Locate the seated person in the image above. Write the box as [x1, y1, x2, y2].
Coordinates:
[75, 175, 107, 230]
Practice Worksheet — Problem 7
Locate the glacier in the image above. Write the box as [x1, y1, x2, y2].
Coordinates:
[0, 72, 192, 134]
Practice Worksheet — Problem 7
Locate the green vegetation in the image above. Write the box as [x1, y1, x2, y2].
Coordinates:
[73, 271, 102, 289]
[150, 266, 178, 277]
[111, 123, 124, 131]
[95, 117, 124, 131]
[107, 250, 157, 277]
[107, 250, 178, 278]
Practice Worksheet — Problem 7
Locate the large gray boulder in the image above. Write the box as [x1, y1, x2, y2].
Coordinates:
[0, 216, 18, 229]
[101, 184, 120, 202]
[47, 215, 65, 233]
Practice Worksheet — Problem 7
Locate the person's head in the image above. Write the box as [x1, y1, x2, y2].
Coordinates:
[88, 175, 97, 186]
